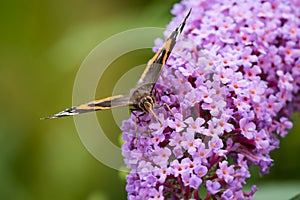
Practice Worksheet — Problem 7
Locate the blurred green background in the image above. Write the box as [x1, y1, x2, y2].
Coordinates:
[0, 0, 299, 199]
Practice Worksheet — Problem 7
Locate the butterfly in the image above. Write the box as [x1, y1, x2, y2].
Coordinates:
[43, 9, 191, 120]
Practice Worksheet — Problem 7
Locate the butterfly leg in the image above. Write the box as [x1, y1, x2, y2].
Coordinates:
[130, 109, 147, 146]
[134, 116, 139, 147]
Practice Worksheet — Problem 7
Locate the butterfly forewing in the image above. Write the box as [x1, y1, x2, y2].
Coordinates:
[43, 95, 131, 119]
[137, 8, 191, 93]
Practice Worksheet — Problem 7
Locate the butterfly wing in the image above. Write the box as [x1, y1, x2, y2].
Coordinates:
[42, 95, 131, 119]
[137, 8, 191, 92]
[43, 9, 191, 120]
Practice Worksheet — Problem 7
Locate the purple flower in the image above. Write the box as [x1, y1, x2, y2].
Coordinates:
[206, 180, 221, 195]
[239, 118, 256, 139]
[211, 114, 234, 133]
[190, 174, 202, 189]
[209, 138, 224, 152]
[122, 0, 300, 199]
[181, 134, 202, 154]
[253, 129, 270, 149]
[170, 160, 184, 177]
[221, 189, 234, 200]
[194, 165, 208, 177]
[172, 146, 184, 158]
[202, 120, 223, 138]
[181, 171, 192, 186]
[276, 117, 293, 137]
[149, 185, 164, 200]
[185, 117, 205, 134]
[248, 81, 267, 103]
[152, 147, 171, 168]
[216, 161, 235, 183]
[167, 113, 186, 132]
[192, 142, 211, 164]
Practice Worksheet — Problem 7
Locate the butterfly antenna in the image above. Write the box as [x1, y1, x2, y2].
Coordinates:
[162, 103, 175, 116]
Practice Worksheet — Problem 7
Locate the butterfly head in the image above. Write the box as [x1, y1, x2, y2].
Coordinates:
[138, 95, 156, 113]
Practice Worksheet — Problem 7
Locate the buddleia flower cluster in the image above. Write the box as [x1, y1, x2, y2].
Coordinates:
[121, 0, 300, 199]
